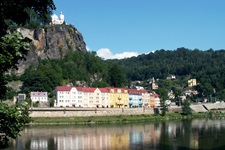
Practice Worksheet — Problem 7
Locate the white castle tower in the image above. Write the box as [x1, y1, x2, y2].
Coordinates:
[51, 12, 64, 25]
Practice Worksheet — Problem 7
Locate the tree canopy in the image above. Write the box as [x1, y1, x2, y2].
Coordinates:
[113, 48, 225, 100]
[0, 0, 55, 99]
[0, 0, 55, 147]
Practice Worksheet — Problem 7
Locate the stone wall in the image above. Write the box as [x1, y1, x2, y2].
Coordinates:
[29, 108, 154, 117]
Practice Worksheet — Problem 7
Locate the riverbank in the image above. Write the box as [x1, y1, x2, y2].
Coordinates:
[30, 112, 225, 124]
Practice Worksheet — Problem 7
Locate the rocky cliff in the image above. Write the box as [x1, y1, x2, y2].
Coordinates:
[15, 24, 87, 74]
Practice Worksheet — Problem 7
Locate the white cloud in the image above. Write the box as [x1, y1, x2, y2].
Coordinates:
[96, 48, 139, 60]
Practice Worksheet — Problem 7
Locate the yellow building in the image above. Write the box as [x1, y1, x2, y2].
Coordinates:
[108, 88, 129, 108]
[188, 79, 197, 87]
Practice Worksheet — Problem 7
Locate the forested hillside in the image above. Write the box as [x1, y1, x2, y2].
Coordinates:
[113, 47, 225, 100]
[6, 47, 225, 101]
[16, 51, 126, 97]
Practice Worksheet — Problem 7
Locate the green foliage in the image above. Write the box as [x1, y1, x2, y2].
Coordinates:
[0, 31, 31, 99]
[0, 102, 30, 147]
[48, 98, 55, 107]
[0, 0, 55, 33]
[21, 51, 127, 94]
[156, 88, 169, 116]
[182, 100, 192, 115]
[107, 63, 127, 87]
[0, 0, 55, 148]
[4, 87, 17, 100]
[113, 48, 225, 101]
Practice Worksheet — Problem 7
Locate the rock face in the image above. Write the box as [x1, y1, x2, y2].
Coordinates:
[15, 24, 87, 74]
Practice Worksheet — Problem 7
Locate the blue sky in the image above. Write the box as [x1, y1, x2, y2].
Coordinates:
[53, 0, 225, 59]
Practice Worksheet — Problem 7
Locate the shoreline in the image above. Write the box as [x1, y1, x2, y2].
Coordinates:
[29, 112, 225, 125]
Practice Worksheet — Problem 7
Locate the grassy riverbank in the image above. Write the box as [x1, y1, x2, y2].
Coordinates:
[30, 112, 225, 124]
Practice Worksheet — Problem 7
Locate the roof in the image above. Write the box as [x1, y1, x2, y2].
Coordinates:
[150, 93, 159, 98]
[82, 87, 96, 93]
[56, 86, 72, 91]
[107, 87, 128, 93]
[128, 89, 148, 95]
[99, 88, 110, 93]
[30, 92, 48, 97]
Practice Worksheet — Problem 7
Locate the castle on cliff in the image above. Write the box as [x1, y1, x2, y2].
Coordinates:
[51, 12, 64, 25]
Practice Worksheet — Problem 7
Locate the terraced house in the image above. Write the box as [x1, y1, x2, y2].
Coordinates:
[128, 89, 149, 108]
[55, 86, 160, 108]
[108, 88, 129, 108]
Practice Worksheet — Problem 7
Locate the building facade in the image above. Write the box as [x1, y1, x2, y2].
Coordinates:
[108, 88, 129, 108]
[30, 92, 48, 102]
[51, 12, 64, 25]
[55, 86, 159, 108]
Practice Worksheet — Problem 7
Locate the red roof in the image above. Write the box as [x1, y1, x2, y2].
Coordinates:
[82, 87, 96, 92]
[107, 87, 128, 93]
[128, 89, 148, 95]
[56, 86, 72, 91]
[99, 88, 109, 93]
[150, 93, 159, 98]
[75, 87, 83, 92]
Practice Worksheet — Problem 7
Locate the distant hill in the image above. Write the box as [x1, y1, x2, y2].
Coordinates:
[111, 48, 225, 99]
[14, 24, 87, 75]
[113, 47, 225, 81]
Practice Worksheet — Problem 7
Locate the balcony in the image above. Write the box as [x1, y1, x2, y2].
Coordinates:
[116, 100, 123, 105]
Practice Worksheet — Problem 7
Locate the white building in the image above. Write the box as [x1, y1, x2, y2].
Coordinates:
[55, 86, 110, 108]
[30, 92, 48, 102]
[51, 12, 64, 25]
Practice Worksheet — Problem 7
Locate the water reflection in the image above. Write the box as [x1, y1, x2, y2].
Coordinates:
[6, 118, 225, 150]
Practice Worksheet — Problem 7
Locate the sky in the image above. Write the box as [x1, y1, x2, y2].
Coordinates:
[53, 0, 225, 59]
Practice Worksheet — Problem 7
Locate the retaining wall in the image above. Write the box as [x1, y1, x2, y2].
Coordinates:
[29, 108, 155, 117]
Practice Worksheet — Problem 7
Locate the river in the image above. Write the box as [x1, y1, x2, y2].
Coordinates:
[4, 118, 225, 150]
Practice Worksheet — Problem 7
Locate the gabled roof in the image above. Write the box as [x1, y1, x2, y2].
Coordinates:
[82, 87, 96, 93]
[99, 88, 110, 93]
[56, 86, 72, 91]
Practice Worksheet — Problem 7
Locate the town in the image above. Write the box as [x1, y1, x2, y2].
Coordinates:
[16, 76, 199, 109]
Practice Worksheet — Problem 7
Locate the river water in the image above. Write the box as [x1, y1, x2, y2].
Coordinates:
[4, 118, 225, 150]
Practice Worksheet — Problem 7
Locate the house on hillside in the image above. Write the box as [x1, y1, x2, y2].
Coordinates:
[166, 75, 176, 80]
[188, 79, 197, 87]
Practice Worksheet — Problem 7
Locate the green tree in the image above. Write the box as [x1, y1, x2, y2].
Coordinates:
[0, 31, 30, 100]
[0, 0, 55, 99]
[0, 102, 30, 148]
[182, 100, 192, 115]
[156, 88, 169, 116]
[0, 0, 55, 147]
[171, 87, 182, 106]
[107, 63, 127, 87]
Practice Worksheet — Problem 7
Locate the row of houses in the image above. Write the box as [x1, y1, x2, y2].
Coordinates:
[54, 86, 160, 108]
